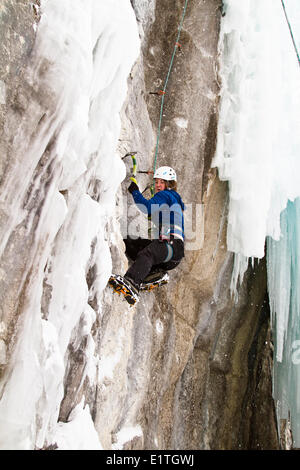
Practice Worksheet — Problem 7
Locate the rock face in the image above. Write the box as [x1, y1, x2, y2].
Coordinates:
[0, 0, 279, 450]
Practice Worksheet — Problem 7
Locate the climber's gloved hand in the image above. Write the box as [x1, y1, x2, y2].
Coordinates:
[128, 177, 139, 194]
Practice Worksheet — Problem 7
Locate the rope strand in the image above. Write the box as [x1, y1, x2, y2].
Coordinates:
[281, 0, 300, 67]
[151, 0, 189, 193]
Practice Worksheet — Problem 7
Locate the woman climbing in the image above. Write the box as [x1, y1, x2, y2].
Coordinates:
[108, 166, 185, 305]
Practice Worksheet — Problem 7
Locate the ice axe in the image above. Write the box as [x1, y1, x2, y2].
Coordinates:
[122, 152, 153, 188]
[122, 152, 138, 181]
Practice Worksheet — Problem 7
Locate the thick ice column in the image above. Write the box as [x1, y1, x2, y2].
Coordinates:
[267, 198, 300, 447]
[0, 0, 140, 450]
[213, 0, 300, 262]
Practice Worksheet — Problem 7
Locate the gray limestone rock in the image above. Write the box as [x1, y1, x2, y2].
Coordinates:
[0, 0, 279, 450]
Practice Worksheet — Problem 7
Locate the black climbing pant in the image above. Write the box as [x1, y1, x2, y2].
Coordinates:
[124, 237, 184, 285]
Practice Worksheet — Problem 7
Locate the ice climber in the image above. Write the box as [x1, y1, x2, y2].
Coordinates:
[108, 166, 185, 305]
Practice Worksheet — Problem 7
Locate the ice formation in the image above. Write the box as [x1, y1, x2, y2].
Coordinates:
[214, 0, 300, 446]
[267, 198, 300, 445]
[0, 0, 140, 450]
[213, 0, 300, 260]
[0, 0, 299, 450]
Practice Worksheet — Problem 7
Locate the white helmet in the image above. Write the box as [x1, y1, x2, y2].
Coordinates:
[154, 166, 177, 182]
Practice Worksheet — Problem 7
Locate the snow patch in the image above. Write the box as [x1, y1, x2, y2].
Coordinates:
[0, 80, 6, 104]
[155, 320, 164, 334]
[174, 117, 188, 129]
[54, 401, 103, 450]
[112, 425, 143, 450]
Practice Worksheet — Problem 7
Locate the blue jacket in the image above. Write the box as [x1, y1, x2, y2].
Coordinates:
[131, 189, 185, 240]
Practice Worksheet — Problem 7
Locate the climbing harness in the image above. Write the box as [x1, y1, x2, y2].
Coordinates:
[163, 241, 174, 263]
[151, 0, 189, 194]
[281, 0, 300, 67]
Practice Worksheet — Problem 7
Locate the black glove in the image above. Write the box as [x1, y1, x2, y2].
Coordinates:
[128, 178, 139, 194]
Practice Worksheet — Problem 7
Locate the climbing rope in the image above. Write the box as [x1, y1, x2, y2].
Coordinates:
[151, 0, 189, 194]
[150, 0, 299, 194]
[281, 0, 300, 67]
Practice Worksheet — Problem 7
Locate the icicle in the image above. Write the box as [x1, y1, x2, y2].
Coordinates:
[230, 253, 249, 301]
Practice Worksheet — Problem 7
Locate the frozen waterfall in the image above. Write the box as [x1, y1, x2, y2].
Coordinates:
[214, 0, 300, 447]
[1, 0, 300, 450]
[0, 0, 139, 450]
[267, 198, 300, 446]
